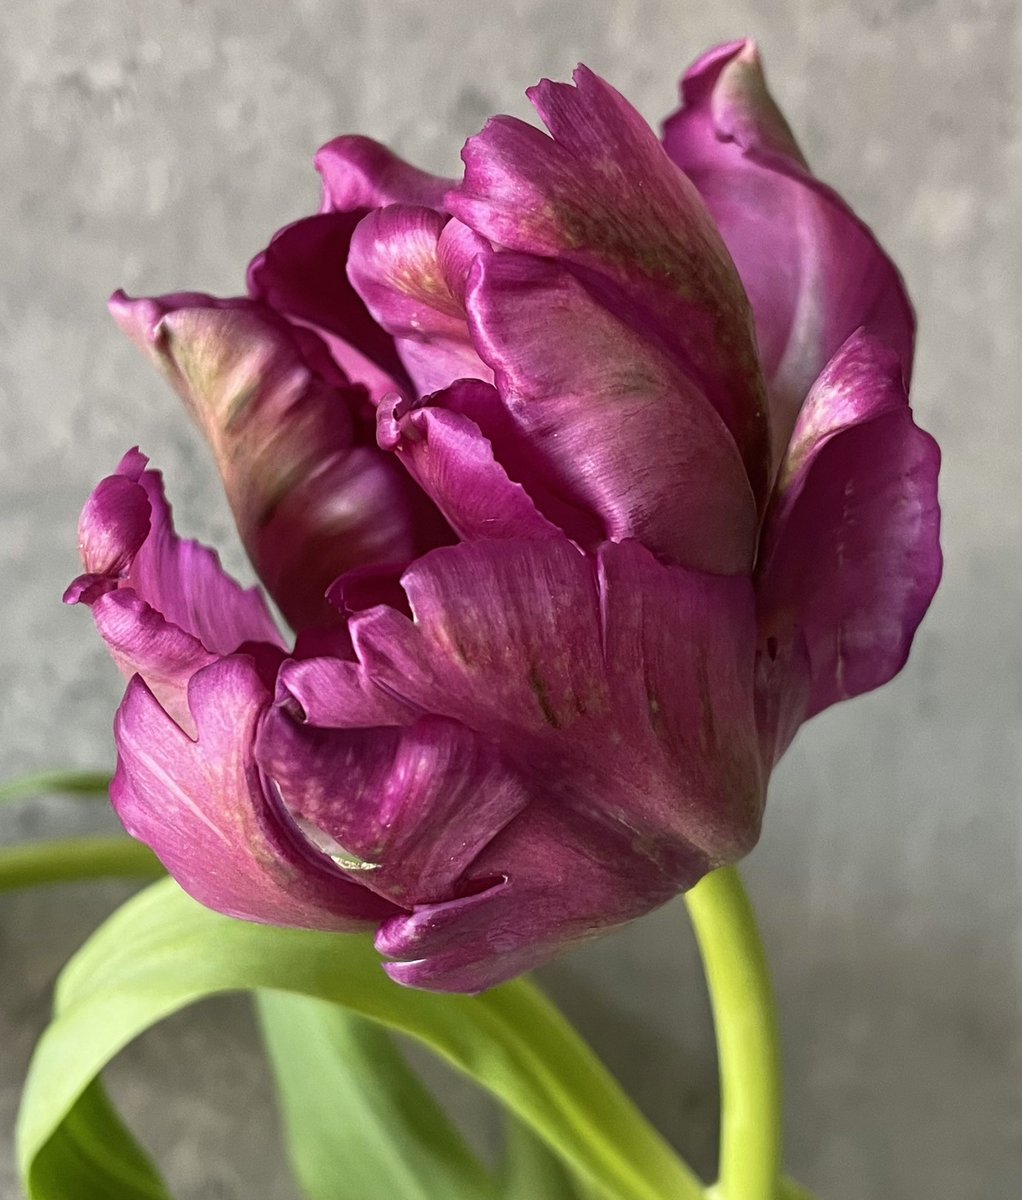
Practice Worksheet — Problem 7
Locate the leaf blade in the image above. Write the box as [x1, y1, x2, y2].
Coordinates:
[19, 878, 703, 1200]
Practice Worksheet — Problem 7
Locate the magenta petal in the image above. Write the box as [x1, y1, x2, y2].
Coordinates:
[111, 291, 445, 630]
[757, 332, 942, 718]
[128, 466, 284, 655]
[257, 712, 528, 907]
[663, 40, 915, 462]
[377, 805, 679, 992]
[72, 458, 151, 585]
[347, 206, 491, 396]
[113, 655, 399, 928]
[377, 387, 563, 543]
[275, 654, 419, 728]
[353, 539, 763, 869]
[316, 135, 453, 212]
[339, 537, 762, 988]
[466, 252, 757, 572]
[65, 451, 283, 726]
[247, 212, 410, 400]
[91, 591, 216, 736]
[448, 65, 770, 505]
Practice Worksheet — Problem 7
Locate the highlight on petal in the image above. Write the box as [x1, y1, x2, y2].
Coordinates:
[347, 206, 491, 395]
[316, 135, 454, 212]
[377, 384, 564, 543]
[113, 655, 399, 929]
[448, 64, 770, 505]
[663, 39, 915, 463]
[466, 252, 757, 572]
[756, 331, 941, 719]
[247, 211, 410, 401]
[110, 291, 450, 631]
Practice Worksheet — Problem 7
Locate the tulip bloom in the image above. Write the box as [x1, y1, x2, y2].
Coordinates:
[66, 41, 940, 992]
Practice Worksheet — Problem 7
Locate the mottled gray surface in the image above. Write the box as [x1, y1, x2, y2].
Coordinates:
[1, 1, 1019, 1197]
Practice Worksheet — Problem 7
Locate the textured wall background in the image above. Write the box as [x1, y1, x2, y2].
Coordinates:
[1, 1, 1019, 1197]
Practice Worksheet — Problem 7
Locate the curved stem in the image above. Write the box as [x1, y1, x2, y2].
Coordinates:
[0, 770, 112, 805]
[685, 866, 782, 1200]
[0, 837, 164, 892]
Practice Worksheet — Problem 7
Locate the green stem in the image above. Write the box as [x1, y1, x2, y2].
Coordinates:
[685, 866, 782, 1200]
[0, 838, 164, 892]
[0, 770, 112, 804]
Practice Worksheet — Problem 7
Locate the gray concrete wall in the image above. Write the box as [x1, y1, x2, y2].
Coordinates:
[1, 1, 1019, 1197]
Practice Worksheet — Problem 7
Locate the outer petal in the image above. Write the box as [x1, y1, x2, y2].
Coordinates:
[334, 538, 763, 989]
[347, 206, 491, 395]
[111, 292, 447, 631]
[377, 386, 564, 543]
[345, 538, 762, 989]
[113, 656, 399, 928]
[316, 135, 453, 213]
[65, 450, 282, 732]
[257, 712, 528, 907]
[87, 591, 216, 736]
[466, 252, 757, 573]
[756, 332, 941, 719]
[448, 66, 770, 505]
[247, 212, 410, 401]
[663, 40, 915, 462]
[377, 804, 679, 992]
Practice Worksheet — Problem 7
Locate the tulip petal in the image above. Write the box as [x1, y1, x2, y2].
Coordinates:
[377, 387, 564, 543]
[347, 206, 491, 395]
[89, 591, 216, 736]
[275, 653, 419, 728]
[448, 65, 770, 505]
[65, 451, 283, 732]
[111, 292, 446, 631]
[129, 464, 284, 655]
[377, 804, 679, 992]
[316, 135, 453, 212]
[663, 40, 915, 462]
[352, 536, 761, 895]
[257, 712, 528, 907]
[757, 332, 941, 718]
[296, 536, 758, 988]
[466, 252, 757, 572]
[113, 655, 399, 929]
[247, 212, 410, 401]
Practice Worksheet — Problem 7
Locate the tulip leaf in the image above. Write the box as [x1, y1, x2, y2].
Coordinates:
[22, 1077, 169, 1200]
[256, 990, 496, 1200]
[18, 878, 704, 1200]
[500, 1115, 597, 1199]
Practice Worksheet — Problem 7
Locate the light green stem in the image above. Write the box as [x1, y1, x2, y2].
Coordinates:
[0, 838, 164, 892]
[0, 771, 112, 804]
[685, 866, 782, 1200]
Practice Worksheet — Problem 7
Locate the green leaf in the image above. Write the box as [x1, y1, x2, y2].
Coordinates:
[18, 878, 704, 1200]
[0, 771, 112, 805]
[256, 991, 496, 1200]
[23, 1078, 168, 1200]
[500, 1116, 596, 1200]
[0, 837, 163, 893]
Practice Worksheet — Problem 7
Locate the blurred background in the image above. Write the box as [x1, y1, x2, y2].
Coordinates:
[1, 1, 1019, 1197]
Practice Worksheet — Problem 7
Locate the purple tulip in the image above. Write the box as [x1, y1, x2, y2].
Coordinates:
[65, 41, 941, 992]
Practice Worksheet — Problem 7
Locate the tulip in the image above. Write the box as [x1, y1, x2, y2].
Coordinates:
[66, 41, 941, 992]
